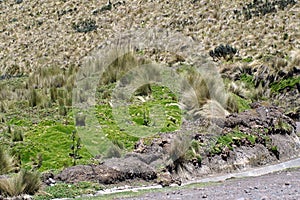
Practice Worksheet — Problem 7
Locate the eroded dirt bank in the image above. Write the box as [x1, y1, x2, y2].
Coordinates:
[55, 103, 300, 187]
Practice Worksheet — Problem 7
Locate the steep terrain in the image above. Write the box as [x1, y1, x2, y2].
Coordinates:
[0, 0, 299, 199]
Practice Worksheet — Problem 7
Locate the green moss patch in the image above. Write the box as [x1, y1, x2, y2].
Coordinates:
[12, 122, 92, 171]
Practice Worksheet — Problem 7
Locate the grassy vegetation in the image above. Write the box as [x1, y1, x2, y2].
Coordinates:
[210, 130, 257, 155]
[0, 53, 296, 172]
[239, 74, 255, 89]
[0, 0, 299, 198]
[270, 76, 300, 93]
[242, 57, 253, 63]
[230, 93, 251, 113]
[34, 180, 219, 200]
[34, 182, 103, 200]
[0, 170, 41, 197]
[95, 84, 182, 151]
[0, 147, 15, 175]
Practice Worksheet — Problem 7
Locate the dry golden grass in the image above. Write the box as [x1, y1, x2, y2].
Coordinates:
[0, 147, 15, 175]
[180, 67, 233, 119]
[0, 0, 298, 76]
[0, 170, 41, 197]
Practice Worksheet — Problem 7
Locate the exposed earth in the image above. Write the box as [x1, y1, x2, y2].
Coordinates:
[120, 167, 300, 200]
[55, 103, 300, 187]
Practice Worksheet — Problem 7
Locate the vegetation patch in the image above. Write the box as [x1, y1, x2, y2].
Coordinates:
[209, 44, 238, 61]
[233, 0, 297, 21]
[95, 104, 139, 151]
[210, 130, 257, 155]
[231, 93, 251, 113]
[0, 170, 41, 197]
[72, 19, 98, 33]
[34, 182, 102, 200]
[240, 74, 255, 89]
[242, 57, 253, 63]
[270, 77, 300, 93]
[129, 85, 181, 132]
[95, 84, 181, 152]
[11, 122, 92, 171]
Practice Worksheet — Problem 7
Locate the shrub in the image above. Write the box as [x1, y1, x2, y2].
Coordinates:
[0, 147, 15, 175]
[209, 44, 237, 61]
[72, 19, 97, 33]
[69, 131, 82, 166]
[233, 0, 297, 21]
[0, 170, 41, 197]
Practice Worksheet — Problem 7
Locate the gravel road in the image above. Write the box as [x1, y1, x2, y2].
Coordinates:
[122, 168, 300, 200]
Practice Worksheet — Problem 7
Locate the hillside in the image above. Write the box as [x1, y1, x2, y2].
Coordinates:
[0, 0, 299, 75]
[0, 0, 300, 199]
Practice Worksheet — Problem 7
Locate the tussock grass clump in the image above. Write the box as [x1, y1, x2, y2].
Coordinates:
[167, 134, 191, 172]
[0, 147, 15, 175]
[228, 82, 247, 98]
[167, 134, 203, 178]
[11, 128, 24, 142]
[100, 50, 147, 86]
[226, 94, 239, 113]
[180, 67, 235, 119]
[0, 170, 41, 197]
[289, 49, 300, 67]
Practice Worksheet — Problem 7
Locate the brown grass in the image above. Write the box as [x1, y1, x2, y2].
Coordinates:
[0, 170, 41, 197]
[0, 0, 298, 76]
[0, 147, 15, 175]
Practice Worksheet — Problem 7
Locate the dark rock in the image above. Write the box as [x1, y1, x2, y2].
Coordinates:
[269, 134, 300, 159]
[224, 104, 296, 136]
[56, 164, 125, 184]
[103, 156, 157, 181]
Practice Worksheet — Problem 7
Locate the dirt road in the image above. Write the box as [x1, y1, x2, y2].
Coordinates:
[122, 168, 300, 200]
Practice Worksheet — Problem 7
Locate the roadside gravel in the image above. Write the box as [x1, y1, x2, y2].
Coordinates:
[122, 168, 300, 200]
